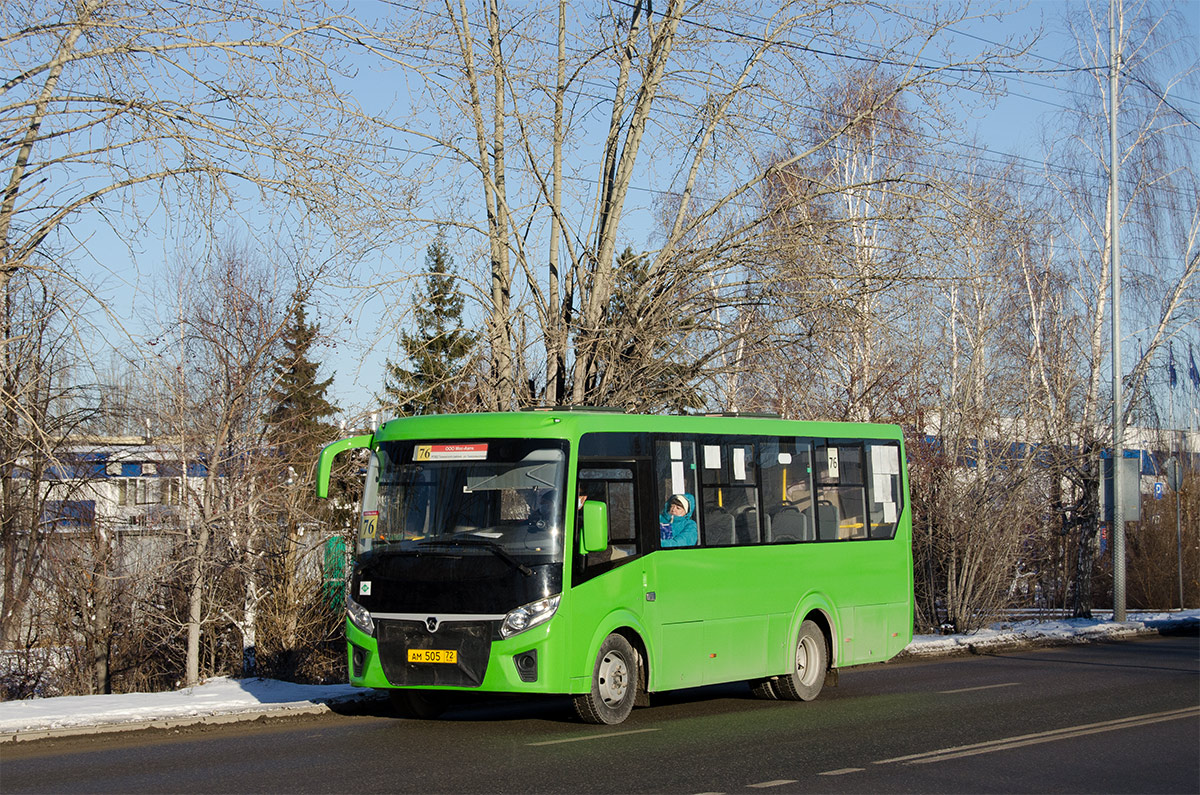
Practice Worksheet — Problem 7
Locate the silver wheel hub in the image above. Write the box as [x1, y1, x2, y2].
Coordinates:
[597, 651, 629, 706]
[795, 635, 820, 687]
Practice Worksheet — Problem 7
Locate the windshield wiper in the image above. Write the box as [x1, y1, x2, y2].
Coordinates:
[417, 537, 533, 576]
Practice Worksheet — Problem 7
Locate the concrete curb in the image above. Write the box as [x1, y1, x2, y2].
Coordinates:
[0, 693, 385, 744]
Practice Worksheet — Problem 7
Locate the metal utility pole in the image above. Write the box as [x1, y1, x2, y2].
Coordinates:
[1165, 456, 1184, 609]
[1109, 0, 1127, 622]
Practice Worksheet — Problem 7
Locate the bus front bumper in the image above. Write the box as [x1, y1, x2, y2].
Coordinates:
[346, 617, 565, 694]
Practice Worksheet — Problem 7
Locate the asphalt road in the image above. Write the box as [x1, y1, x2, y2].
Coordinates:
[3, 634, 1197, 794]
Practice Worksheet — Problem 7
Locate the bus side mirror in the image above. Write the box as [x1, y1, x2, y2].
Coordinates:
[581, 501, 609, 554]
[316, 434, 373, 499]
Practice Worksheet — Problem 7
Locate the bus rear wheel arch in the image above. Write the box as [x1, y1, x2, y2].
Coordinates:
[773, 618, 828, 701]
[574, 632, 639, 724]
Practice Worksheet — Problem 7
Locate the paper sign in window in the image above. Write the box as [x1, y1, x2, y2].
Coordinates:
[873, 444, 900, 475]
[671, 461, 685, 494]
[704, 445, 721, 469]
[733, 448, 747, 481]
[874, 472, 892, 500]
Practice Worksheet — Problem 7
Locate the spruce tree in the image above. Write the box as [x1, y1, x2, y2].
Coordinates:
[385, 233, 477, 415]
[265, 292, 340, 454]
[260, 291, 342, 678]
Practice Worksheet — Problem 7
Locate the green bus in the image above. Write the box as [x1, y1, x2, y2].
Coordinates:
[316, 409, 912, 724]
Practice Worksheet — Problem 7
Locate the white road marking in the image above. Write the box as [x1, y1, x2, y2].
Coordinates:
[940, 682, 1020, 694]
[526, 727, 660, 746]
[819, 768, 865, 776]
[873, 707, 1200, 766]
[747, 780, 798, 788]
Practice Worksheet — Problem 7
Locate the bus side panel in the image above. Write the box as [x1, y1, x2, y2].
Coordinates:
[643, 547, 788, 691]
[705, 614, 769, 684]
[565, 560, 650, 694]
[808, 536, 911, 666]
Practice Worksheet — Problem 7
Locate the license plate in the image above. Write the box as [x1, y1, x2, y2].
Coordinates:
[407, 649, 458, 664]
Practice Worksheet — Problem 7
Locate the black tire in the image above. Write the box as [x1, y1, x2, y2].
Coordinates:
[773, 619, 827, 702]
[749, 677, 779, 700]
[573, 633, 638, 724]
[389, 689, 446, 719]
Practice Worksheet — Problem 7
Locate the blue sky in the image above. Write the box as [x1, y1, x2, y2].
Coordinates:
[53, 0, 1198, 418]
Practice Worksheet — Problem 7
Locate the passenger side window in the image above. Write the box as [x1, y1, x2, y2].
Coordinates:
[698, 441, 760, 545]
[815, 442, 867, 540]
[655, 441, 698, 548]
[761, 440, 816, 543]
[867, 443, 903, 538]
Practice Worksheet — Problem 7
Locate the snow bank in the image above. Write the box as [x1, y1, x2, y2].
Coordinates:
[904, 610, 1199, 656]
[0, 676, 367, 735]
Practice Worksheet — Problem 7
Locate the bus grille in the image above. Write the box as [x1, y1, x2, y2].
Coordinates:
[376, 619, 492, 688]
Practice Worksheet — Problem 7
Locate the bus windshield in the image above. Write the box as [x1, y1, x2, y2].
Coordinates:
[360, 439, 567, 565]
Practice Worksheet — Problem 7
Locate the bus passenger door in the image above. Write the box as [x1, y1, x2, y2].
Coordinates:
[642, 553, 707, 690]
[639, 440, 712, 690]
[570, 461, 649, 680]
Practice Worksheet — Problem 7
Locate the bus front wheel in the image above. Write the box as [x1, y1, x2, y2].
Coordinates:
[773, 619, 827, 701]
[573, 633, 638, 725]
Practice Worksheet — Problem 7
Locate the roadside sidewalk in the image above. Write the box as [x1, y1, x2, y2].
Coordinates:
[2, 610, 1195, 743]
[0, 677, 382, 743]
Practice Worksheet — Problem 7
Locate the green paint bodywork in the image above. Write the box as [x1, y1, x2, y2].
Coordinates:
[321, 411, 913, 698]
[315, 433, 371, 498]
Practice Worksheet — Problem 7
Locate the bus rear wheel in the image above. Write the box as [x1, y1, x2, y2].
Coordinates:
[749, 677, 779, 699]
[773, 619, 827, 702]
[573, 633, 638, 725]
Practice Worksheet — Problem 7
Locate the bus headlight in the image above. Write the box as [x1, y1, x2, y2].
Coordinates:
[500, 594, 561, 639]
[346, 594, 375, 636]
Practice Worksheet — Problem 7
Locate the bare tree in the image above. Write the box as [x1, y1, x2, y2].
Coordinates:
[364, 0, 1024, 411]
[916, 173, 1046, 632]
[1042, 0, 1199, 616]
[0, 265, 100, 647]
[149, 242, 291, 686]
[1, 0, 411, 287]
[1, 3, 417, 509]
[753, 67, 934, 421]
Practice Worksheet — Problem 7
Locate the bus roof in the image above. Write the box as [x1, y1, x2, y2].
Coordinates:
[370, 410, 904, 444]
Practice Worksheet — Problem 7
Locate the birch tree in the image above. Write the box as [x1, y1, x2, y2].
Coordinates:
[1043, 0, 1199, 616]
[152, 243, 291, 685]
[916, 174, 1044, 632]
[0, 265, 101, 648]
[753, 67, 932, 421]
[370, 0, 1022, 411]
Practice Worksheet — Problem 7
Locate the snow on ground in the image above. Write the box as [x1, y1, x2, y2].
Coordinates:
[902, 609, 1198, 656]
[1, 610, 1195, 738]
[0, 676, 369, 737]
